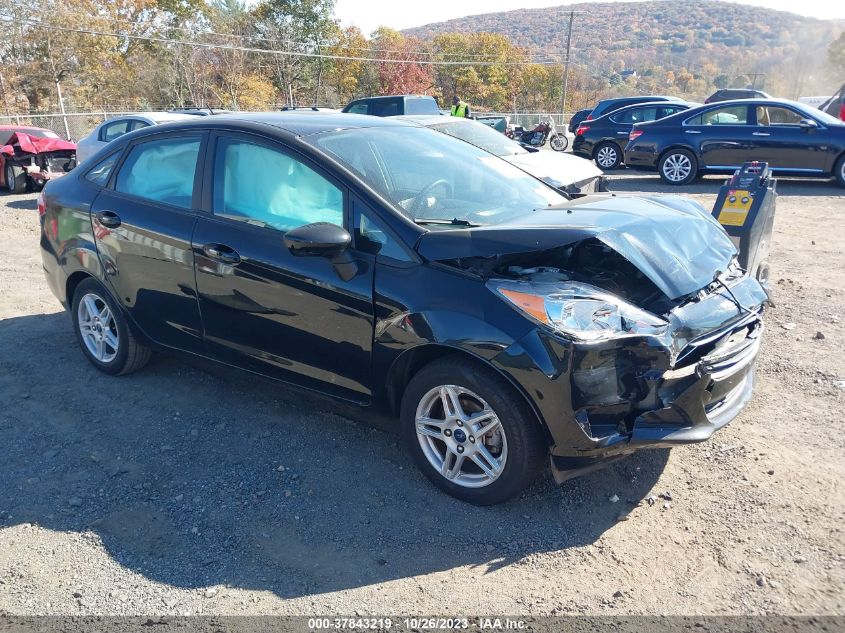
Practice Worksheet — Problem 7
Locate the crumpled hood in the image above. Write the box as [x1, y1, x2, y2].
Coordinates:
[1, 133, 76, 156]
[416, 194, 737, 301]
[503, 150, 602, 187]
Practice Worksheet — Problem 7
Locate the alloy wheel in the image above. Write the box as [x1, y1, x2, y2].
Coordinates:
[662, 153, 692, 182]
[596, 146, 618, 168]
[77, 292, 119, 363]
[415, 384, 508, 488]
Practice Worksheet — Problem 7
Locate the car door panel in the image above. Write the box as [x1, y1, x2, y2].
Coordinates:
[749, 106, 829, 171]
[193, 132, 375, 402]
[686, 105, 754, 168]
[91, 133, 207, 353]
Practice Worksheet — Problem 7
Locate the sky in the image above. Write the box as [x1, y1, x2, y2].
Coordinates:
[333, 0, 844, 37]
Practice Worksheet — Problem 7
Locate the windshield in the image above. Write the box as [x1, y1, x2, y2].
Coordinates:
[430, 119, 526, 157]
[310, 126, 564, 226]
[794, 102, 844, 126]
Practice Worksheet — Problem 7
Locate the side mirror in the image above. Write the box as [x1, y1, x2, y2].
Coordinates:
[284, 222, 351, 257]
[283, 222, 358, 282]
[798, 118, 818, 130]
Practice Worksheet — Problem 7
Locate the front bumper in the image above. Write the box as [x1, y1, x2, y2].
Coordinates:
[493, 276, 767, 480]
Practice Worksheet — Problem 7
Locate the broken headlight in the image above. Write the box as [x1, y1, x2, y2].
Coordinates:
[491, 280, 668, 342]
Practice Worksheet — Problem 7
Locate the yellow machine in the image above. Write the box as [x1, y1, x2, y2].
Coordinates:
[712, 162, 776, 287]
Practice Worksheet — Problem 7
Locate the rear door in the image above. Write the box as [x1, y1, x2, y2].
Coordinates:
[749, 104, 829, 172]
[192, 131, 376, 402]
[684, 104, 754, 168]
[91, 132, 207, 353]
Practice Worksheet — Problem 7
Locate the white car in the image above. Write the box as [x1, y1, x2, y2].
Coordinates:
[401, 115, 606, 194]
[75, 112, 196, 163]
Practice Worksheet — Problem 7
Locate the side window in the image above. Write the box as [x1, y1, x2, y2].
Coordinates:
[84, 152, 121, 187]
[688, 106, 748, 126]
[757, 106, 804, 126]
[353, 200, 412, 262]
[128, 120, 151, 132]
[612, 107, 657, 124]
[347, 103, 368, 115]
[115, 136, 201, 208]
[372, 100, 400, 117]
[100, 120, 131, 142]
[657, 106, 683, 119]
[212, 137, 343, 232]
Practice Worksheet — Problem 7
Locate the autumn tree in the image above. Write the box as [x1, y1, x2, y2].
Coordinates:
[369, 28, 433, 97]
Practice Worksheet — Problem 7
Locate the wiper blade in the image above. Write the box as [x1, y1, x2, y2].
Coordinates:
[414, 217, 478, 227]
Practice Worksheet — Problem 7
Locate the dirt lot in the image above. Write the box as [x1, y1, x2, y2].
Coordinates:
[0, 174, 843, 617]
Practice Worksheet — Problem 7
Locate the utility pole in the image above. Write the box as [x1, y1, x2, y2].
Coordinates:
[745, 72, 765, 89]
[560, 10, 575, 121]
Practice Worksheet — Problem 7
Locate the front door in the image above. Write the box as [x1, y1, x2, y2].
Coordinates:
[685, 104, 755, 169]
[192, 132, 375, 402]
[91, 132, 206, 353]
[749, 105, 829, 172]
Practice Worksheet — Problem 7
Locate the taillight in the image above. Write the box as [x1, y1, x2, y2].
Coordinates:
[628, 129, 644, 142]
[585, 114, 593, 121]
[576, 125, 589, 135]
[37, 190, 46, 217]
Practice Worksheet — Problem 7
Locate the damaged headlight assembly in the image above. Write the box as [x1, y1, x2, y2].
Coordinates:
[491, 280, 668, 342]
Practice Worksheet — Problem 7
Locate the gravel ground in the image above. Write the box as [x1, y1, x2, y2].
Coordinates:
[0, 174, 843, 616]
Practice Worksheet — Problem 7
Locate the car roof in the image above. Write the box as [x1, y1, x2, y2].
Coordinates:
[151, 111, 417, 137]
[102, 112, 197, 124]
[349, 95, 434, 101]
[598, 95, 681, 104]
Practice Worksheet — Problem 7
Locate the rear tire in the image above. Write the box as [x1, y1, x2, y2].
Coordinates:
[658, 148, 698, 185]
[594, 142, 622, 170]
[401, 355, 547, 505]
[835, 154, 845, 188]
[4, 163, 26, 194]
[71, 278, 151, 376]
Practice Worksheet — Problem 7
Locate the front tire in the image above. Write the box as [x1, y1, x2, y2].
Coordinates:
[550, 134, 568, 152]
[658, 148, 698, 185]
[401, 356, 547, 505]
[4, 163, 25, 194]
[71, 278, 151, 376]
[835, 154, 845, 188]
[594, 142, 622, 170]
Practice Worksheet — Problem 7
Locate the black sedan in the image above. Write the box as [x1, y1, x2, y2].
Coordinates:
[40, 112, 767, 504]
[624, 98, 845, 186]
[572, 101, 694, 169]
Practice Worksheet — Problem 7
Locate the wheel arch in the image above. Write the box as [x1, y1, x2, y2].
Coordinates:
[657, 143, 700, 164]
[385, 343, 554, 447]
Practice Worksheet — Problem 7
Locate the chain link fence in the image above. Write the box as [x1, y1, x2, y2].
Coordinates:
[0, 109, 578, 142]
[0, 112, 141, 142]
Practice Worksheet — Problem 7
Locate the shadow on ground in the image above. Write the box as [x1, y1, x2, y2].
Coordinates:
[0, 312, 669, 599]
[4, 197, 37, 210]
[605, 171, 840, 197]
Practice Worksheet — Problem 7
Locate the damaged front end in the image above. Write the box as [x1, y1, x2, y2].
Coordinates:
[416, 196, 769, 482]
[488, 247, 767, 481]
[1, 132, 76, 189]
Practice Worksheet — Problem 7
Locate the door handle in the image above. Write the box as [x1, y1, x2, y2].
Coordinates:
[95, 210, 121, 228]
[617, 131, 629, 135]
[685, 130, 701, 134]
[202, 243, 241, 265]
[752, 132, 771, 136]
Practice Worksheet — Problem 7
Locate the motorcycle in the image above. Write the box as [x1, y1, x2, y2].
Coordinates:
[512, 118, 568, 152]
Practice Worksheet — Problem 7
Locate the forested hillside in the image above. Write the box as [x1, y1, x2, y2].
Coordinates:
[405, 0, 843, 100]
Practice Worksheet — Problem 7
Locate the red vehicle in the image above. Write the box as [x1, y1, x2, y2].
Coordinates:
[1, 126, 76, 193]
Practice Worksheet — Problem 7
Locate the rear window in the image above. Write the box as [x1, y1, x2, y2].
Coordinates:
[405, 98, 440, 115]
[371, 100, 401, 117]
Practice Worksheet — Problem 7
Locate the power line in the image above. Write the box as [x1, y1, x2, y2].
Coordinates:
[6, 18, 563, 66]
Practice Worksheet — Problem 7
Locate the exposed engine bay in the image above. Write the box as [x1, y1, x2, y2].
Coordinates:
[443, 238, 676, 314]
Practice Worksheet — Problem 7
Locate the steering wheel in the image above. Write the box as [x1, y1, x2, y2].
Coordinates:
[410, 179, 453, 215]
